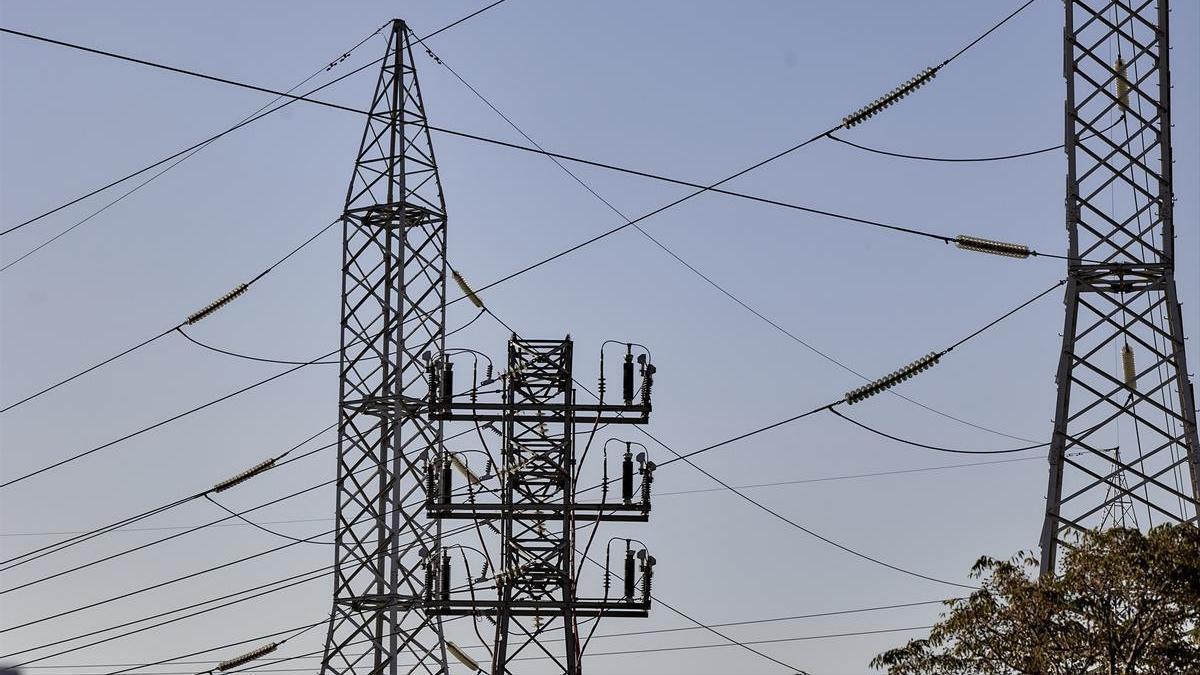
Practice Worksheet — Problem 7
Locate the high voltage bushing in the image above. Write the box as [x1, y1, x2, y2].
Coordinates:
[211, 458, 276, 493]
[216, 642, 278, 671]
[844, 352, 941, 405]
[841, 66, 938, 129]
[187, 283, 249, 325]
[954, 234, 1032, 259]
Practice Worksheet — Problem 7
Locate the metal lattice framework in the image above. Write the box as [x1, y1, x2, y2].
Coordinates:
[1040, 0, 1200, 574]
[322, 20, 450, 674]
[426, 337, 658, 674]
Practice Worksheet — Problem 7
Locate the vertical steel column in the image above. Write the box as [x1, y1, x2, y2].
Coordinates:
[492, 338, 580, 675]
[1041, 0, 1199, 574]
[322, 20, 450, 673]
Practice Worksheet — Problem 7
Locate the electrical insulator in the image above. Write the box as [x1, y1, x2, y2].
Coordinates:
[641, 552, 656, 601]
[598, 351, 607, 400]
[641, 363, 656, 406]
[623, 548, 636, 600]
[211, 458, 276, 493]
[451, 269, 486, 309]
[440, 552, 452, 602]
[449, 453, 481, 486]
[440, 458, 453, 505]
[428, 366, 441, 408]
[442, 361, 455, 404]
[425, 555, 437, 596]
[844, 352, 941, 405]
[842, 66, 938, 128]
[621, 448, 634, 505]
[622, 350, 635, 405]
[1115, 56, 1130, 110]
[426, 462, 438, 501]
[187, 283, 249, 325]
[954, 234, 1031, 259]
[640, 459, 656, 508]
[1122, 344, 1136, 388]
[216, 642, 278, 671]
[446, 641, 482, 672]
[601, 455, 610, 501]
[498, 456, 534, 481]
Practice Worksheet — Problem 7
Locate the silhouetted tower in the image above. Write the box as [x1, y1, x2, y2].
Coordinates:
[427, 337, 659, 674]
[1041, 0, 1199, 574]
[321, 20, 450, 673]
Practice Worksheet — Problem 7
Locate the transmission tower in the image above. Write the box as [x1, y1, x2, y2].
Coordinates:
[425, 337, 659, 674]
[322, 20, 450, 673]
[1041, 0, 1200, 574]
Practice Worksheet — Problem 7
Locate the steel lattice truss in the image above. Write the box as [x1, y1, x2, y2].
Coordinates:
[426, 337, 657, 675]
[322, 20, 450, 674]
[1040, 0, 1200, 574]
[492, 339, 582, 674]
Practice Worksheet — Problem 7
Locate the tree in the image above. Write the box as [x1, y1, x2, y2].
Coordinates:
[871, 524, 1200, 674]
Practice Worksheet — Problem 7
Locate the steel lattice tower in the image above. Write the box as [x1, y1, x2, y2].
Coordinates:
[426, 337, 658, 674]
[1040, 0, 1200, 574]
[322, 20, 450, 673]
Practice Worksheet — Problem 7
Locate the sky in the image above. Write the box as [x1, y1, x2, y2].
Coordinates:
[1, 1, 1198, 674]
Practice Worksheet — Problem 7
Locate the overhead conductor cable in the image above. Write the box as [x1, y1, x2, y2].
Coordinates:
[841, 66, 939, 128]
[845, 352, 941, 405]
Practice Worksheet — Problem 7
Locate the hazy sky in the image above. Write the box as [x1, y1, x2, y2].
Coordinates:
[1, 1, 1197, 674]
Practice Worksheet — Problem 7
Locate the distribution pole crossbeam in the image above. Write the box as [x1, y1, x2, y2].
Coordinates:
[1041, 0, 1200, 574]
[322, 20, 449, 674]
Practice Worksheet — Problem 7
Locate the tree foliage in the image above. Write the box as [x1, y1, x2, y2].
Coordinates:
[872, 524, 1200, 674]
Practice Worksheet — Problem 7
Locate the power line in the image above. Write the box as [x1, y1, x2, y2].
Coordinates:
[0, 11, 1080, 269]
[0, 28, 384, 271]
[0, 53, 373, 243]
[494, 280, 1063, 591]
[655, 455, 1047, 497]
[243, 624, 934, 674]
[416, 39, 1047, 454]
[826, 133, 1062, 162]
[0, 452, 1045, 540]
[0, 0, 510, 241]
[4, 571, 328, 665]
[0, 4, 1068, 429]
[20, 598, 949, 670]
[0, 344, 338, 490]
[829, 408, 1046, 454]
[0, 458, 337, 596]
[0, 424, 334, 570]
[0, 218, 338, 414]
